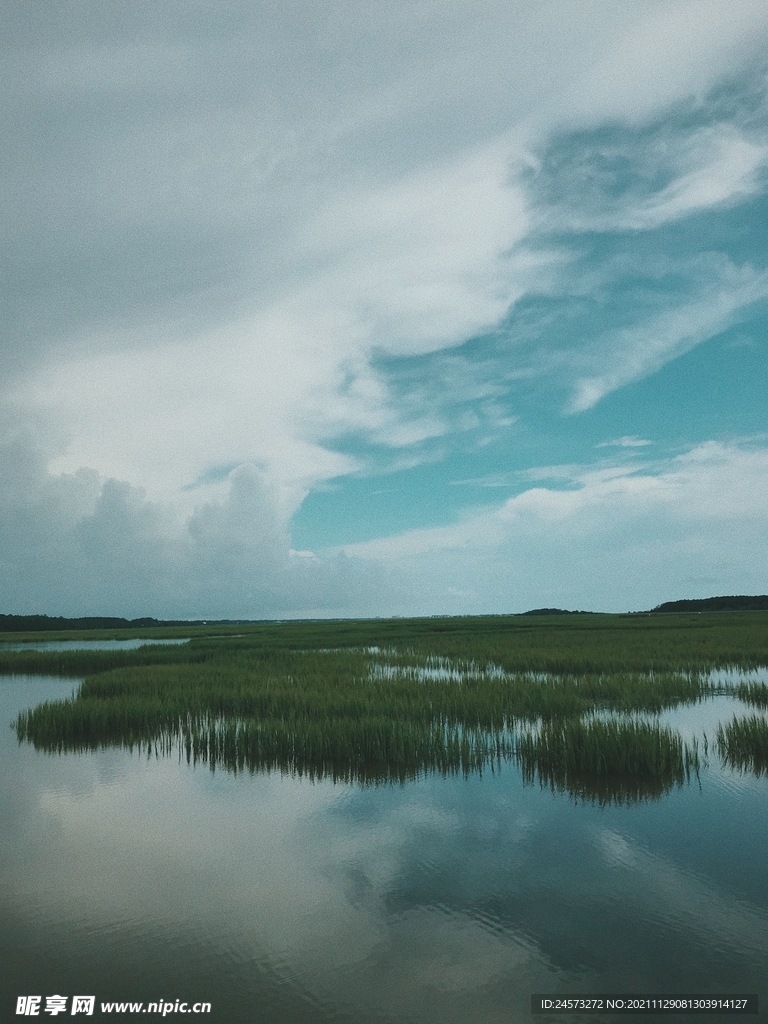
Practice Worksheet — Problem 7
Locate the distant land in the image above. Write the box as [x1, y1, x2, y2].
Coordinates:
[650, 596, 768, 613]
[0, 615, 254, 632]
[1, 597, 767, 631]
[520, 608, 590, 616]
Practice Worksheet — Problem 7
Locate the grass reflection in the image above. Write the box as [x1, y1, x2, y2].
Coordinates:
[717, 715, 768, 776]
[516, 718, 700, 805]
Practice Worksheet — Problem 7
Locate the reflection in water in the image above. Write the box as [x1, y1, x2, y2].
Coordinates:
[717, 714, 768, 776]
[516, 719, 700, 805]
[2, 676, 768, 1024]
[734, 680, 768, 707]
[19, 712, 703, 804]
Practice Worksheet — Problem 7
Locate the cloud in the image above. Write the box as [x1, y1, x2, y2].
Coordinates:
[625, 127, 767, 228]
[340, 441, 768, 613]
[597, 437, 652, 449]
[0, 435, 398, 618]
[2, 2, 768, 614]
[300, 142, 530, 356]
[408, 246, 768, 430]
[4, 130, 536, 499]
[568, 258, 768, 411]
[544, 0, 768, 131]
[533, 123, 768, 235]
[7, 430, 765, 619]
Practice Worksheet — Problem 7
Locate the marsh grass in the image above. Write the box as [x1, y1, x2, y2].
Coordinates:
[15, 653, 713, 745]
[16, 651, 708, 792]
[734, 681, 768, 708]
[10, 610, 768, 793]
[516, 719, 700, 804]
[717, 715, 768, 775]
[178, 718, 515, 783]
[4, 609, 768, 679]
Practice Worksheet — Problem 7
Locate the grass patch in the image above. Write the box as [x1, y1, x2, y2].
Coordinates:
[15, 653, 712, 746]
[717, 715, 768, 776]
[518, 716, 704, 802]
[734, 681, 768, 708]
[516, 719, 700, 804]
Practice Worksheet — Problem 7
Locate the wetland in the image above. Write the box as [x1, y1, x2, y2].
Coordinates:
[2, 612, 767, 1022]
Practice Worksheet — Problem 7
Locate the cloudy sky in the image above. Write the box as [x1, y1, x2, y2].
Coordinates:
[2, 0, 768, 618]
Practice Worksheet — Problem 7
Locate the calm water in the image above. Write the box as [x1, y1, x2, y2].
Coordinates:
[0, 638, 190, 652]
[2, 675, 767, 1023]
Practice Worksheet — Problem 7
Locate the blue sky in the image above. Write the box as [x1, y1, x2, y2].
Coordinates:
[1, 1, 767, 617]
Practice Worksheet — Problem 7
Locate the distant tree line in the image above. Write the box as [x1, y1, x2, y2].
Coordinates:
[522, 598, 768, 615]
[1, 597, 767, 632]
[651, 596, 768, 613]
[521, 608, 589, 616]
[0, 614, 252, 632]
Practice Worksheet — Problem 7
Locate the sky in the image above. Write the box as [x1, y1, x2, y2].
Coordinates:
[2, 0, 768, 619]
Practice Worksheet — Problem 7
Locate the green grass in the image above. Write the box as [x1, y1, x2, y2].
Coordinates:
[735, 681, 768, 708]
[717, 715, 768, 776]
[9, 610, 768, 791]
[3, 609, 768, 678]
[15, 652, 713, 744]
[15, 650, 710, 789]
[516, 718, 700, 805]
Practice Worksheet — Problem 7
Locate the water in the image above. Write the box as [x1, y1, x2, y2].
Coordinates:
[372, 662, 768, 687]
[2, 675, 767, 1023]
[0, 638, 190, 652]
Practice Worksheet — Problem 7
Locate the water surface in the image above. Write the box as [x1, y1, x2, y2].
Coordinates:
[0, 638, 190, 652]
[2, 675, 766, 1023]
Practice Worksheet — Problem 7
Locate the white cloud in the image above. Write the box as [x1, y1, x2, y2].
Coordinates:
[6, 136, 534, 513]
[4, 2, 768, 483]
[7, 430, 765, 619]
[0, 435, 398, 618]
[547, 0, 768, 131]
[301, 143, 530, 355]
[597, 437, 652, 449]
[540, 125, 768, 235]
[627, 128, 768, 228]
[340, 441, 768, 613]
[569, 260, 768, 412]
